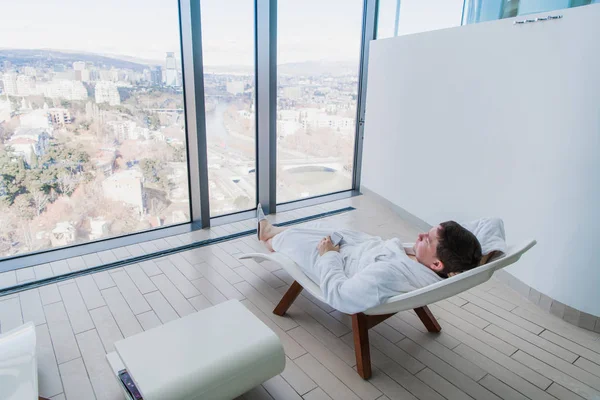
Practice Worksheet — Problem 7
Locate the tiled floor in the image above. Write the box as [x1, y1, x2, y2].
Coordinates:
[1, 194, 600, 400]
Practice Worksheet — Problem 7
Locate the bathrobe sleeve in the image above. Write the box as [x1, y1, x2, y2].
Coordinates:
[314, 251, 409, 314]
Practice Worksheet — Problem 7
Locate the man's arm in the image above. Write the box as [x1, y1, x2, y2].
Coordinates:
[315, 251, 386, 314]
[315, 236, 404, 314]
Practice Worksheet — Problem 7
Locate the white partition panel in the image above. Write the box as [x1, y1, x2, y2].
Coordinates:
[362, 4, 600, 316]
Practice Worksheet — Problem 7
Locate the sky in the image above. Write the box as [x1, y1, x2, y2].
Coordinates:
[0, 0, 182, 62]
[0, 0, 463, 67]
[0, 0, 364, 67]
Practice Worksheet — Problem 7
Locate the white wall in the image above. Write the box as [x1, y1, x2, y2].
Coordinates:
[362, 4, 600, 316]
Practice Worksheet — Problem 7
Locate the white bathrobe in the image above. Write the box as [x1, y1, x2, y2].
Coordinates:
[271, 221, 442, 314]
[271, 218, 506, 314]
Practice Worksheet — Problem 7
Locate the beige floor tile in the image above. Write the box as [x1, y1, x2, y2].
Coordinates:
[539, 330, 600, 366]
[89, 306, 123, 353]
[100, 287, 142, 338]
[75, 276, 106, 310]
[136, 309, 162, 331]
[154, 258, 200, 299]
[466, 303, 579, 362]
[289, 326, 381, 400]
[58, 358, 96, 400]
[92, 271, 116, 290]
[263, 375, 303, 400]
[44, 302, 80, 364]
[546, 382, 586, 400]
[190, 276, 228, 305]
[415, 368, 476, 400]
[76, 329, 123, 400]
[36, 324, 63, 398]
[144, 290, 178, 324]
[385, 315, 485, 380]
[574, 357, 600, 379]
[110, 270, 152, 314]
[188, 294, 212, 311]
[479, 374, 529, 400]
[195, 263, 245, 300]
[397, 338, 498, 400]
[511, 350, 600, 399]
[302, 388, 332, 400]
[453, 344, 555, 400]
[150, 274, 195, 317]
[20, 289, 46, 326]
[58, 283, 94, 334]
[437, 316, 552, 390]
[39, 284, 62, 306]
[281, 356, 317, 395]
[124, 263, 158, 294]
[294, 353, 360, 400]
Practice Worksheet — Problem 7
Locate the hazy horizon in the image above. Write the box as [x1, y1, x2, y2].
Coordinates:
[0, 47, 360, 75]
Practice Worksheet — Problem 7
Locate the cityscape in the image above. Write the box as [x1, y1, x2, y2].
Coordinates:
[0, 48, 358, 258]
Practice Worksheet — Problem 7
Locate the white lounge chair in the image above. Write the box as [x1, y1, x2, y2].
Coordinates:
[240, 238, 536, 379]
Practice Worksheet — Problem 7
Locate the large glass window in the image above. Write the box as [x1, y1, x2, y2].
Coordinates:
[277, 0, 363, 203]
[376, 0, 464, 39]
[463, 0, 598, 25]
[0, 0, 189, 258]
[201, 0, 256, 217]
[377, 0, 401, 39]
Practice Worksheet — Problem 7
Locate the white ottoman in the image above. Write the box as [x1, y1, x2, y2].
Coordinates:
[106, 299, 285, 400]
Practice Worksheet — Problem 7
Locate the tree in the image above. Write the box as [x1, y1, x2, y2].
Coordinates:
[19, 222, 36, 253]
[169, 144, 186, 163]
[140, 159, 171, 192]
[0, 201, 19, 256]
[56, 171, 78, 196]
[29, 186, 49, 216]
[140, 159, 161, 183]
[0, 124, 9, 144]
[30, 151, 40, 169]
[0, 148, 28, 204]
[13, 194, 35, 220]
[108, 204, 140, 235]
[37, 141, 92, 196]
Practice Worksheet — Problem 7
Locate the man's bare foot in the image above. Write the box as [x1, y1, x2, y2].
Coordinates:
[259, 219, 287, 242]
[259, 219, 273, 242]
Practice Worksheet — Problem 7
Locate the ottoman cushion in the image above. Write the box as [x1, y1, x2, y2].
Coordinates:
[108, 299, 285, 400]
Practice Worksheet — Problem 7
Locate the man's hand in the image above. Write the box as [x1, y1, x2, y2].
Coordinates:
[318, 236, 340, 256]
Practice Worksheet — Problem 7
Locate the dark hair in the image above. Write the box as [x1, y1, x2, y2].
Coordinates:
[436, 221, 482, 276]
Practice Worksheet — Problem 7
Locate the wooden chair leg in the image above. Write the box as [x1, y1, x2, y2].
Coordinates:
[273, 281, 303, 316]
[352, 313, 372, 380]
[414, 306, 442, 332]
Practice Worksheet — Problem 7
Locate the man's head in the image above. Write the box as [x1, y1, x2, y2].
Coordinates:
[414, 221, 482, 277]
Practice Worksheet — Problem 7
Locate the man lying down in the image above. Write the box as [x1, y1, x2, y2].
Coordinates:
[257, 206, 506, 314]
